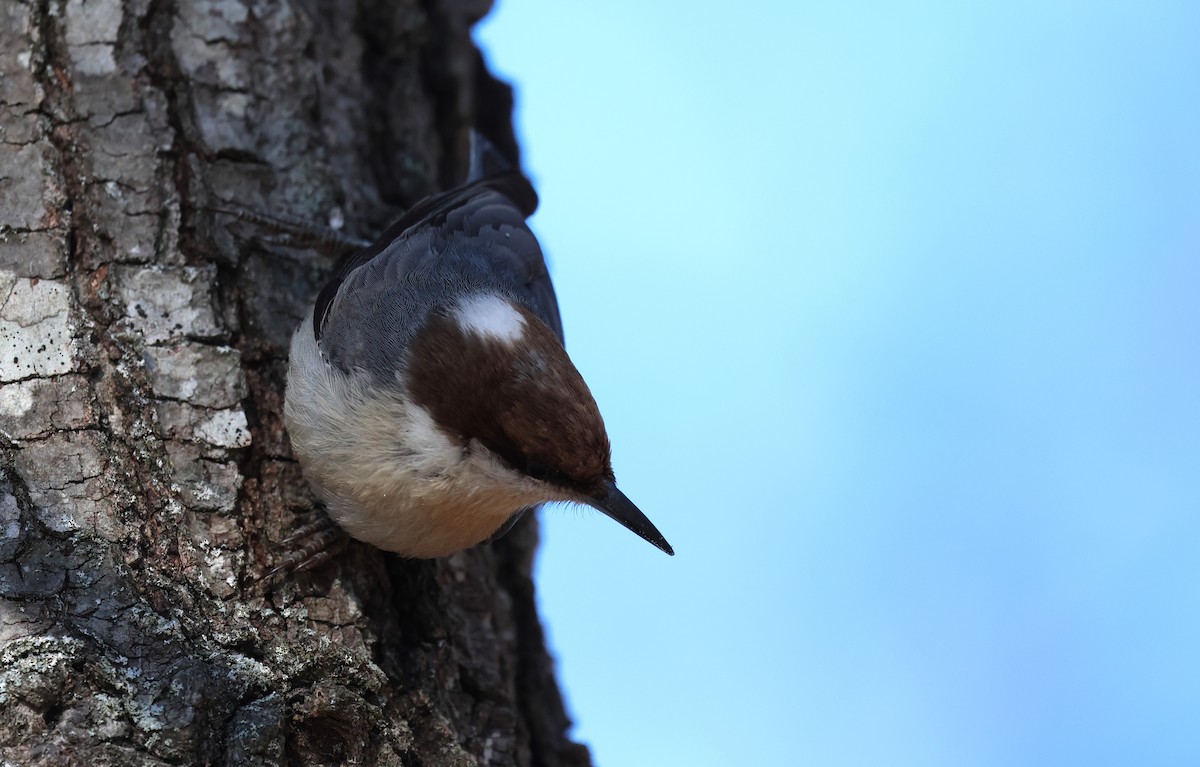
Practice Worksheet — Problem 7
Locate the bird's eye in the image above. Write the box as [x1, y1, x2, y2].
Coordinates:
[521, 461, 577, 488]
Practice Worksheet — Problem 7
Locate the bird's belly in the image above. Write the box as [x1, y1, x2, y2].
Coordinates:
[323, 482, 522, 558]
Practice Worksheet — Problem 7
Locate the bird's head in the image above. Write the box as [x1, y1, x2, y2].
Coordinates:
[405, 292, 673, 555]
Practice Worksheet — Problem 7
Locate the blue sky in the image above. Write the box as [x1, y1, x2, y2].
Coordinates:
[477, 3, 1200, 765]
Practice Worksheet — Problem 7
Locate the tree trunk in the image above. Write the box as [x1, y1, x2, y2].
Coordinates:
[0, 1, 590, 765]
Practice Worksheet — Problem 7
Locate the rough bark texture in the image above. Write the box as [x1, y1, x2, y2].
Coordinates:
[0, 1, 591, 765]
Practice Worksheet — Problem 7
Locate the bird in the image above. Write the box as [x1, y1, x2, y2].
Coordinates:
[281, 132, 673, 559]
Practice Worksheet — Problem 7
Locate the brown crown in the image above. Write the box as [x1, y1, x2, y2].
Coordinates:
[406, 302, 613, 495]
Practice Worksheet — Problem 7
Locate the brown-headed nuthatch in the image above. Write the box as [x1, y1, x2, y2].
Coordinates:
[283, 134, 673, 559]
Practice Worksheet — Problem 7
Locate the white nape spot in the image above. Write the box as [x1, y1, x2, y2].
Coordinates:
[453, 294, 526, 345]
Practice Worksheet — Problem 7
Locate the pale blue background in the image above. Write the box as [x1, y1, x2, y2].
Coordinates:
[477, 3, 1200, 765]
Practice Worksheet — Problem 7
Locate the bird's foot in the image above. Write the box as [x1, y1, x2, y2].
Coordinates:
[265, 512, 349, 580]
[211, 204, 370, 256]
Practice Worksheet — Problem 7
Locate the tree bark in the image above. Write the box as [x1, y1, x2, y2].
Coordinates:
[0, 1, 591, 765]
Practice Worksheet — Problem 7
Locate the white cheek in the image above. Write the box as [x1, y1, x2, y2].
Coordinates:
[452, 294, 526, 345]
[401, 403, 463, 473]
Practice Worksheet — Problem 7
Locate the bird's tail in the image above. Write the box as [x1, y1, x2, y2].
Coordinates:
[465, 129, 539, 217]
